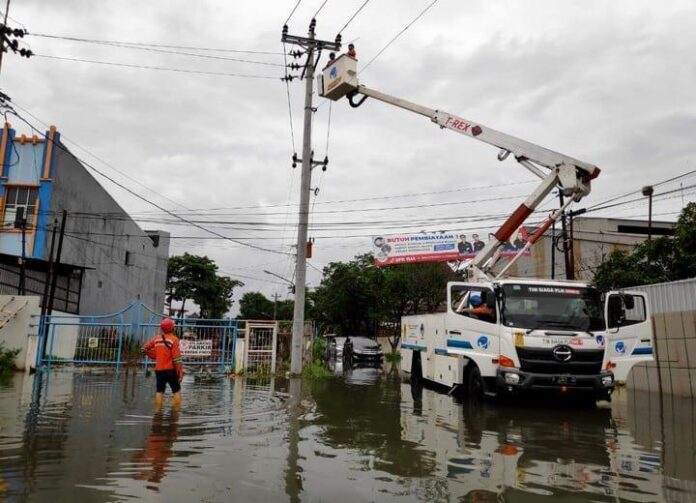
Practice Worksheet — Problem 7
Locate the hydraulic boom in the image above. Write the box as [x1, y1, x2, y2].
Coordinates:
[318, 55, 600, 278]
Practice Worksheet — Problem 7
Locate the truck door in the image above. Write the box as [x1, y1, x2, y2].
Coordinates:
[446, 282, 500, 377]
[604, 291, 654, 382]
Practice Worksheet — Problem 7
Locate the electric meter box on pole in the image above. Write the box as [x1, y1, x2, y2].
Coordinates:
[317, 55, 358, 100]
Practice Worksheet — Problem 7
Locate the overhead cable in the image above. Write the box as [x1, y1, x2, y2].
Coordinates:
[12, 100, 192, 212]
[9, 109, 293, 257]
[33, 54, 279, 79]
[27, 32, 283, 55]
[284, 0, 303, 24]
[361, 0, 440, 73]
[338, 0, 371, 34]
[313, 0, 331, 18]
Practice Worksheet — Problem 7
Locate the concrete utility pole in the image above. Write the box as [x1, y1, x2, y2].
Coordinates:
[0, 0, 11, 78]
[272, 292, 280, 320]
[282, 20, 340, 375]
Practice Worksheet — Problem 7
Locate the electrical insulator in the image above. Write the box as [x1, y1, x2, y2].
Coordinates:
[306, 240, 313, 259]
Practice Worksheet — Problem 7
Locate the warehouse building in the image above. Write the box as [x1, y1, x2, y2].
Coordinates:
[0, 122, 169, 315]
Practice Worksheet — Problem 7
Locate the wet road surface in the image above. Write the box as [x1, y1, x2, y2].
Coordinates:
[0, 367, 694, 502]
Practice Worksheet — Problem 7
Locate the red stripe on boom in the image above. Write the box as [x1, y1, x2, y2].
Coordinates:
[528, 218, 555, 244]
[495, 205, 533, 242]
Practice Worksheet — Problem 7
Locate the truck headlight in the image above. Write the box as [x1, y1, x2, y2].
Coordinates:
[601, 375, 613, 386]
[504, 373, 520, 385]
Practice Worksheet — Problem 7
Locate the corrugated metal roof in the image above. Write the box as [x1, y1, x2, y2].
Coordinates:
[631, 277, 696, 314]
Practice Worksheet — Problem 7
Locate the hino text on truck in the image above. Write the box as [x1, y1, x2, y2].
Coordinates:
[319, 54, 654, 403]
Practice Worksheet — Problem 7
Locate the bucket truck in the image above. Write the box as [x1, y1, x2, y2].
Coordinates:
[318, 55, 654, 402]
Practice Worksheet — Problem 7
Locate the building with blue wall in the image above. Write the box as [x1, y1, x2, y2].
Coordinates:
[0, 123, 169, 315]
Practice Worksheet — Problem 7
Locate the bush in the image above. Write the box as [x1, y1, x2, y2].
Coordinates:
[311, 336, 327, 362]
[301, 361, 333, 380]
[0, 343, 20, 375]
[384, 351, 401, 363]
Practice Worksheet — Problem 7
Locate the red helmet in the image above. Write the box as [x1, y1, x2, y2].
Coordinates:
[160, 318, 176, 333]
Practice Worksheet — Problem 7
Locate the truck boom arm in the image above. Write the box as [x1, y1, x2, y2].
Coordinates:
[318, 56, 600, 277]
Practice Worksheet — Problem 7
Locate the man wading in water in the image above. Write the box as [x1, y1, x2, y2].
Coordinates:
[142, 318, 184, 408]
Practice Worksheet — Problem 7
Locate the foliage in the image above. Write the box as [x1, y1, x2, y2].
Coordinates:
[301, 361, 333, 380]
[311, 336, 327, 363]
[167, 253, 244, 318]
[0, 343, 20, 374]
[309, 254, 457, 350]
[593, 203, 696, 290]
[384, 351, 402, 363]
[238, 292, 296, 320]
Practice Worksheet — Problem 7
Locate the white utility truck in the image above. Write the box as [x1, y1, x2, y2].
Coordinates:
[319, 55, 654, 401]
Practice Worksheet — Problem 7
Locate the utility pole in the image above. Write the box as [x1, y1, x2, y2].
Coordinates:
[558, 192, 573, 280]
[567, 208, 586, 281]
[282, 20, 340, 375]
[14, 206, 26, 294]
[0, 0, 10, 77]
[46, 210, 67, 317]
[272, 292, 280, 320]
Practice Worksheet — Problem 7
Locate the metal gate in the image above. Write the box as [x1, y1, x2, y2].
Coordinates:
[37, 303, 238, 371]
[244, 322, 277, 373]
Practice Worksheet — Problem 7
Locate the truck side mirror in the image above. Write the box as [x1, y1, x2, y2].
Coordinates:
[607, 296, 625, 329]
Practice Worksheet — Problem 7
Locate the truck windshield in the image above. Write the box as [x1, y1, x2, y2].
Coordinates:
[501, 284, 605, 332]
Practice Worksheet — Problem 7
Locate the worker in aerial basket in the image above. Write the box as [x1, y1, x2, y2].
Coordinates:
[347, 43, 357, 59]
[142, 318, 184, 408]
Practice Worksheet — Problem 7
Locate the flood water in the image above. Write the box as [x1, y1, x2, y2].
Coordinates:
[0, 367, 695, 502]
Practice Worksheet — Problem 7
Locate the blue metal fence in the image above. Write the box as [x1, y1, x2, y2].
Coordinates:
[36, 303, 238, 372]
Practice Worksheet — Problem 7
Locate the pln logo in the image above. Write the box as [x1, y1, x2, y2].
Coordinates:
[615, 341, 626, 354]
[477, 336, 489, 350]
[330, 66, 338, 78]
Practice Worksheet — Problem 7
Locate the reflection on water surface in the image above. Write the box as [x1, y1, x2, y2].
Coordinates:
[0, 368, 693, 501]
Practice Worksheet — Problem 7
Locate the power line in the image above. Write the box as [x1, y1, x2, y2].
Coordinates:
[338, 0, 371, 34]
[51, 179, 534, 215]
[28, 35, 285, 66]
[313, 0, 331, 18]
[9, 108, 293, 257]
[585, 183, 696, 214]
[361, 0, 440, 73]
[282, 44, 297, 152]
[11, 100, 193, 212]
[33, 54, 280, 79]
[27, 32, 283, 55]
[284, 0, 303, 24]
[586, 168, 696, 211]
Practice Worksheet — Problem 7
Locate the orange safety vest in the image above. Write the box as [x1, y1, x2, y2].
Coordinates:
[143, 333, 183, 371]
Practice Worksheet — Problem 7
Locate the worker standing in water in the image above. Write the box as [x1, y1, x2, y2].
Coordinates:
[142, 318, 184, 408]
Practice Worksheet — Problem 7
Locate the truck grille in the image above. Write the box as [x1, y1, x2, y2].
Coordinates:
[516, 347, 604, 375]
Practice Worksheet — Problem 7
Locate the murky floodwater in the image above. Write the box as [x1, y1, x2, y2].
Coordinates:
[0, 367, 694, 502]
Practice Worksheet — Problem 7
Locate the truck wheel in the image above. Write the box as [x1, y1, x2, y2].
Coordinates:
[467, 365, 484, 400]
[411, 351, 422, 384]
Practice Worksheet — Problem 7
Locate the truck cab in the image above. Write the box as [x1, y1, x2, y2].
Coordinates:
[400, 279, 654, 402]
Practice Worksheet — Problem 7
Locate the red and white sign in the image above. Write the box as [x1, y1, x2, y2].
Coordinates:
[180, 339, 213, 357]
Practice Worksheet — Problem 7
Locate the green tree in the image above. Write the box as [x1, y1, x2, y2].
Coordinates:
[238, 292, 300, 320]
[593, 202, 696, 290]
[239, 292, 274, 320]
[309, 254, 457, 349]
[166, 253, 243, 318]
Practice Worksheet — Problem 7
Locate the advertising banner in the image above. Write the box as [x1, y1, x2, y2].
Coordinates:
[180, 339, 213, 357]
[372, 227, 530, 266]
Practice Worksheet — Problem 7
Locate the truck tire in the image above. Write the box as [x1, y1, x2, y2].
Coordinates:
[466, 365, 484, 400]
[411, 351, 423, 384]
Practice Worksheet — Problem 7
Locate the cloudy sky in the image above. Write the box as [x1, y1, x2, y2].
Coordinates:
[3, 0, 695, 313]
